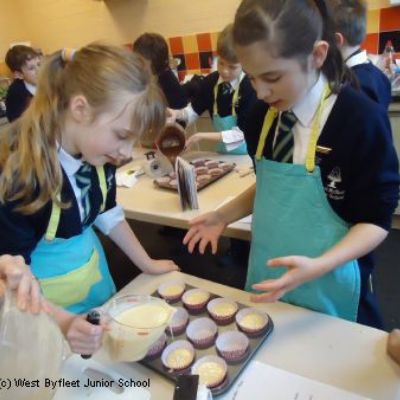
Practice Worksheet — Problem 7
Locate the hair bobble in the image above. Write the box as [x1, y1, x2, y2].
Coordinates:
[61, 48, 77, 63]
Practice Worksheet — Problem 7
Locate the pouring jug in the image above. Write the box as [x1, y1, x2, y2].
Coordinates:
[97, 294, 176, 363]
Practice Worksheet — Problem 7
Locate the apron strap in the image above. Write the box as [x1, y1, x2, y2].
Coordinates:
[255, 83, 331, 172]
[96, 166, 107, 212]
[44, 166, 107, 241]
[213, 81, 239, 118]
[45, 195, 62, 241]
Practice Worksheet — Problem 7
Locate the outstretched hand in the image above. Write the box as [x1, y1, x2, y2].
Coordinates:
[250, 256, 322, 302]
[183, 211, 226, 254]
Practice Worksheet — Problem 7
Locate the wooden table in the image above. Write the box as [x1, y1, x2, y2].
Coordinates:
[117, 149, 255, 240]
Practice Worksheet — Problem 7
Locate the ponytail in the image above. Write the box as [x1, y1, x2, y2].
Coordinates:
[0, 52, 66, 214]
[312, 0, 355, 92]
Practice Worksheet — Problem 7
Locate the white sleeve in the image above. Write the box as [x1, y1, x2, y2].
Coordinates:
[94, 205, 125, 235]
[184, 104, 200, 126]
[221, 127, 245, 151]
[221, 126, 244, 143]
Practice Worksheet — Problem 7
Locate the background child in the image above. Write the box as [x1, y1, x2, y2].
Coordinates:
[0, 43, 179, 316]
[133, 32, 188, 110]
[169, 24, 257, 155]
[183, 0, 399, 328]
[5, 45, 41, 122]
[329, 0, 391, 109]
[0, 254, 102, 355]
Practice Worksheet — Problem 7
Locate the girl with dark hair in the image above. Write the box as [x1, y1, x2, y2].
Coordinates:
[133, 33, 188, 109]
[183, 0, 399, 328]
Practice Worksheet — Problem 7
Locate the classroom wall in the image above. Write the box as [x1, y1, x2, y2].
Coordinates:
[0, 0, 397, 73]
[0, 0, 239, 59]
[365, 5, 400, 55]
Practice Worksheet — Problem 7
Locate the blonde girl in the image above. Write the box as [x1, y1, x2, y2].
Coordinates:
[0, 43, 179, 317]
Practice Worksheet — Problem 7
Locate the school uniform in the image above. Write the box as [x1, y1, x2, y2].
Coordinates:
[243, 74, 399, 328]
[5, 79, 35, 122]
[346, 49, 391, 110]
[157, 67, 188, 109]
[186, 70, 257, 154]
[0, 147, 124, 314]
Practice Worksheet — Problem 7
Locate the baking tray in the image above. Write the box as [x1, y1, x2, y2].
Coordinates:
[153, 160, 236, 192]
[138, 285, 274, 397]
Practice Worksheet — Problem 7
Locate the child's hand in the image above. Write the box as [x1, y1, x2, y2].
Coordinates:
[250, 256, 321, 302]
[142, 259, 180, 275]
[183, 211, 226, 254]
[65, 315, 105, 355]
[388, 329, 400, 366]
[0, 254, 42, 313]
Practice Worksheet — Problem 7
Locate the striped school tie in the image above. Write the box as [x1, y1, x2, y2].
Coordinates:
[219, 81, 232, 96]
[75, 162, 92, 225]
[273, 110, 297, 163]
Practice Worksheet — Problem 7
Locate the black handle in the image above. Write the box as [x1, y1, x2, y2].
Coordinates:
[81, 310, 101, 359]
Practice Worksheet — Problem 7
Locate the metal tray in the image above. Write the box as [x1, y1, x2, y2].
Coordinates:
[153, 160, 236, 192]
[138, 285, 274, 397]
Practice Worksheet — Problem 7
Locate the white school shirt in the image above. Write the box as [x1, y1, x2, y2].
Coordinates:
[24, 82, 36, 95]
[345, 49, 369, 68]
[272, 74, 338, 165]
[58, 147, 124, 235]
[184, 71, 246, 147]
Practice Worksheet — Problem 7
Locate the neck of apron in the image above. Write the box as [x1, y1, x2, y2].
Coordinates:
[213, 81, 239, 118]
[255, 83, 331, 171]
[45, 165, 107, 241]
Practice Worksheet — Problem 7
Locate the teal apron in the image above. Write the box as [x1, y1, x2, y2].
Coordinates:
[213, 81, 248, 155]
[246, 86, 360, 321]
[30, 166, 116, 314]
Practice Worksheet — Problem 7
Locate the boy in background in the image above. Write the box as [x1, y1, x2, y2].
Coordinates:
[329, 0, 391, 109]
[169, 24, 257, 155]
[5, 45, 41, 122]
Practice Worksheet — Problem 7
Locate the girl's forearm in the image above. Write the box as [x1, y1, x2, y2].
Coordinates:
[315, 223, 388, 274]
[108, 219, 152, 271]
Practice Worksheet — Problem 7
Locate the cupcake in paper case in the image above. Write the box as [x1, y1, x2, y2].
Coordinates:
[161, 340, 195, 372]
[186, 317, 218, 349]
[166, 306, 189, 336]
[207, 298, 238, 325]
[219, 162, 234, 172]
[182, 289, 210, 313]
[216, 331, 249, 363]
[145, 332, 167, 359]
[191, 355, 228, 389]
[235, 307, 269, 337]
[158, 280, 186, 303]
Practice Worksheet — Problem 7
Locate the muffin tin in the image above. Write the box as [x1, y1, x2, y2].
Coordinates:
[153, 159, 236, 191]
[139, 285, 274, 397]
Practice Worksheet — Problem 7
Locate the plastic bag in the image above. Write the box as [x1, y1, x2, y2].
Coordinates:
[0, 288, 66, 400]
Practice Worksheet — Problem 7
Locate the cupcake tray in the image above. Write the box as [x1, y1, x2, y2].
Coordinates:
[138, 285, 274, 397]
[153, 159, 236, 192]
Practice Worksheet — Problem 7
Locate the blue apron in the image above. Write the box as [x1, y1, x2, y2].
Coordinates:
[30, 166, 116, 314]
[246, 86, 360, 321]
[213, 81, 248, 155]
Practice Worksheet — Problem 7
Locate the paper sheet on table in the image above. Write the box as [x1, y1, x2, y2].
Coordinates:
[116, 170, 138, 188]
[220, 361, 371, 400]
